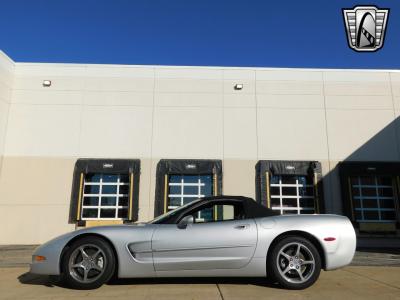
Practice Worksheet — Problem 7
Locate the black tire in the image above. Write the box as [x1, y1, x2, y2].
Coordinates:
[61, 236, 116, 289]
[267, 236, 321, 290]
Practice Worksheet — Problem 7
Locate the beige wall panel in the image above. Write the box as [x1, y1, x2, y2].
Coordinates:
[146, 158, 159, 220]
[224, 94, 256, 107]
[325, 95, 393, 110]
[324, 82, 391, 96]
[137, 158, 152, 222]
[394, 110, 400, 156]
[79, 106, 153, 158]
[257, 94, 324, 109]
[391, 74, 400, 97]
[0, 101, 10, 153]
[5, 104, 81, 157]
[0, 81, 11, 103]
[14, 64, 86, 77]
[320, 160, 343, 214]
[224, 107, 257, 159]
[85, 78, 154, 92]
[223, 69, 255, 80]
[12, 89, 83, 105]
[14, 76, 85, 91]
[155, 79, 222, 93]
[0, 157, 75, 205]
[326, 109, 398, 161]
[223, 159, 256, 198]
[85, 66, 154, 79]
[152, 107, 223, 158]
[256, 81, 323, 95]
[155, 68, 222, 80]
[394, 97, 400, 111]
[0, 204, 74, 245]
[83, 91, 153, 106]
[256, 70, 322, 81]
[155, 92, 222, 107]
[324, 71, 390, 82]
[0, 55, 14, 89]
[257, 108, 328, 160]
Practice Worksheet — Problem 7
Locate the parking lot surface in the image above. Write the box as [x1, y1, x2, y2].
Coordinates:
[0, 266, 398, 300]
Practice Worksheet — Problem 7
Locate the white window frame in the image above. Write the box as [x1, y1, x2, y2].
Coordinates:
[270, 175, 315, 214]
[351, 175, 397, 223]
[81, 174, 129, 220]
[167, 175, 213, 221]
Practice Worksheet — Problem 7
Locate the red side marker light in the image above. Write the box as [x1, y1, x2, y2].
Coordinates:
[324, 237, 336, 242]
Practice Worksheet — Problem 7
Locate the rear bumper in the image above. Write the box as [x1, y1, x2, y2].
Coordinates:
[325, 218, 356, 270]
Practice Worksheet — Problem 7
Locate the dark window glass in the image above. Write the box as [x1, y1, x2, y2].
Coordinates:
[119, 197, 128, 206]
[119, 185, 129, 195]
[380, 211, 396, 221]
[101, 197, 116, 206]
[363, 199, 377, 208]
[102, 174, 119, 183]
[120, 175, 129, 183]
[300, 198, 315, 208]
[85, 174, 101, 182]
[82, 208, 98, 218]
[361, 188, 377, 197]
[84, 185, 100, 194]
[281, 198, 297, 208]
[102, 185, 117, 194]
[363, 210, 379, 220]
[184, 185, 198, 195]
[281, 187, 297, 196]
[118, 208, 128, 219]
[300, 210, 315, 214]
[83, 197, 99, 206]
[100, 209, 116, 218]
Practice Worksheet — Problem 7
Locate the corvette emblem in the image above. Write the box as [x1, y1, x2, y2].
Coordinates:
[342, 5, 389, 52]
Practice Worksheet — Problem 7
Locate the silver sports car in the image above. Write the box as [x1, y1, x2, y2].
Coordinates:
[30, 196, 356, 290]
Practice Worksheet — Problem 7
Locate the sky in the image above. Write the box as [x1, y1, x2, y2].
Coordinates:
[0, 0, 399, 69]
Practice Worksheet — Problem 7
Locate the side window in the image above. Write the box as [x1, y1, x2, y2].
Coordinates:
[186, 202, 245, 223]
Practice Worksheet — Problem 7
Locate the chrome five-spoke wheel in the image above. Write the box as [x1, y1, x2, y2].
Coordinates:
[268, 236, 321, 289]
[68, 244, 106, 284]
[276, 242, 315, 284]
[62, 237, 115, 289]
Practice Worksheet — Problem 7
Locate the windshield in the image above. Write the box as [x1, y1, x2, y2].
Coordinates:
[149, 198, 202, 224]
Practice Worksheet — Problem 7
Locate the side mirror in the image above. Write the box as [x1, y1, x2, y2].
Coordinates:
[177, 215, 194, 229]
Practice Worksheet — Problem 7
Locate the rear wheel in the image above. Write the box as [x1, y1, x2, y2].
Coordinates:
[268, 236, 321, 289]
[61, 236, 115, 289]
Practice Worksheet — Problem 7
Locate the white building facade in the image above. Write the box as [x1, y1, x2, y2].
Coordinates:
[0, 51, 399, 246]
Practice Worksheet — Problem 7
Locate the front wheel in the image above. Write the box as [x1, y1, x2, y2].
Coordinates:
[61, 236, 116, 289]
[267, 236, 321, 289]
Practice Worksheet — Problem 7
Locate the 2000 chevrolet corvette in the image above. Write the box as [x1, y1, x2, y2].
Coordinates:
[30, 196, 356, 290]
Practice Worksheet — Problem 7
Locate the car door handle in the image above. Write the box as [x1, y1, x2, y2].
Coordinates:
[234, 224, 250, 230]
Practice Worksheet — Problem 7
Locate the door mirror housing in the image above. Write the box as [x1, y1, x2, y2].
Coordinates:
[177, 215, 194, 229]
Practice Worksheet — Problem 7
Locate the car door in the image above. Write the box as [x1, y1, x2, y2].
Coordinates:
[151, 201, 258, 271]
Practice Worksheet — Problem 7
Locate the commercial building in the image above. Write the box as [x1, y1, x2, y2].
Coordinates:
[0, 50, 399, 247]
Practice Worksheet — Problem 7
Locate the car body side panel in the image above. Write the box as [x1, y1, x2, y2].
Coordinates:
[152, 220, 257, 271]
[30, 213, 355, 278]
[254, 214, 356, 272]
[30, 224, 158, 278]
